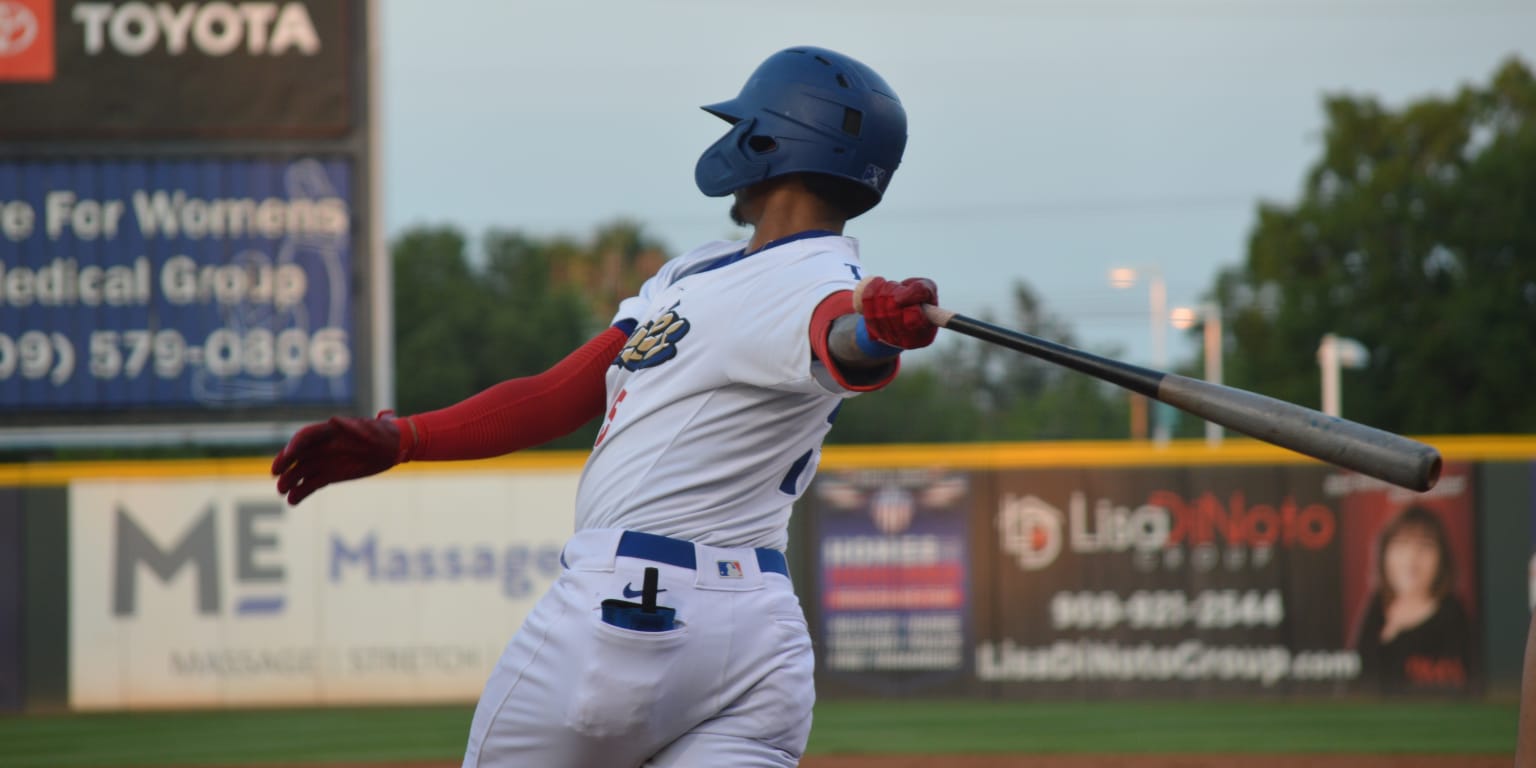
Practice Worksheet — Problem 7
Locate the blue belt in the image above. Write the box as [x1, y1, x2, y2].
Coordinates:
[616, 530, 789, 578]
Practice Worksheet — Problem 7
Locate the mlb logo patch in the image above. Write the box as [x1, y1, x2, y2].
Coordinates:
[716, 560, 743, 579]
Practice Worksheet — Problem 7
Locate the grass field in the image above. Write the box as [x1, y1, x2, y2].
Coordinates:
[0, 699, 1518, 768]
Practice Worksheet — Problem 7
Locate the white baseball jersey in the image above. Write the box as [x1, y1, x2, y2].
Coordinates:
[573, 231, 874, 551]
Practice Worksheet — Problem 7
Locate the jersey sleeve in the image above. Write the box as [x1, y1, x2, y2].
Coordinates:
[726, 257, 886, 396]
[808, 290, 899, 392]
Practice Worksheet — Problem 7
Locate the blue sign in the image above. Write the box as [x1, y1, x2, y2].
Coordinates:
[814, 470, 972, 695]
[0, 158, 354, 411]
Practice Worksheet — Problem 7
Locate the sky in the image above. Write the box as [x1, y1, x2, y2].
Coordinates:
[379, 0, 1536, 369]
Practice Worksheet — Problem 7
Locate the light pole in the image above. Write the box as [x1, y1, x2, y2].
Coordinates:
[1110, 267, 1170, 445]
[1173, 302, 1224, 446]
[1317, 334, 1369, 417]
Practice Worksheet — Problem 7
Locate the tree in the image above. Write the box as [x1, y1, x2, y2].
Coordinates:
[825, 365, 988, 444]
[1212, 57, 1536, 434]
[391, 227, 492, 417]
[945, 281, 1131, 441]
[391, 223, 646, 448]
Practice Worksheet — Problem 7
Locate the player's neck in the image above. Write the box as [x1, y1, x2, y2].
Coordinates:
[745, 190, 845, 254]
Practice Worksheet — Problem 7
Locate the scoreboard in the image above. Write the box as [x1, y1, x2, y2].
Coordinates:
[0, 0, 383, 444]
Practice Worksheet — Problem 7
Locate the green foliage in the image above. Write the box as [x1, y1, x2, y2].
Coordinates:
[1215, 56, 1536, 433]
[477, 232, 604, 393]
[391, 227, 491, 416]
[826, 365, 985, 444]
[391, 225, 624, 449]
[949, 282, 1132, 440]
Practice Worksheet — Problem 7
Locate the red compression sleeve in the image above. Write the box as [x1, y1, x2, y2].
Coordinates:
[400, 326, 628, 461]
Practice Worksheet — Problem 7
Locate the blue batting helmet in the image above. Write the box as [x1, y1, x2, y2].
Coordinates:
[694, 46, 907, 214]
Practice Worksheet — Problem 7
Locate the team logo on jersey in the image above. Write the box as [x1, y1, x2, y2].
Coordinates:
[617, 302, 691, 371]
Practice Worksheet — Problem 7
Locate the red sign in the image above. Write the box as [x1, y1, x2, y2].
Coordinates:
[0, 0, 54, 82]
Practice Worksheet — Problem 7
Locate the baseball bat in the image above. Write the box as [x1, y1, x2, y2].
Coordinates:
[852, 281, 1441, 491]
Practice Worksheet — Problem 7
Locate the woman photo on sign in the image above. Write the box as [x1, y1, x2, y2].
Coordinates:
[1351, 505, 1475, 694]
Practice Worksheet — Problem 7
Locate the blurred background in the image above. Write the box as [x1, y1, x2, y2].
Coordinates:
[378, 0, 1536, 444]
[1, 0, 1534, 765]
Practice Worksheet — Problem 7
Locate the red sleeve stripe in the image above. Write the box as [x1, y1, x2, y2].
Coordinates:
[809, 290, 899, 393]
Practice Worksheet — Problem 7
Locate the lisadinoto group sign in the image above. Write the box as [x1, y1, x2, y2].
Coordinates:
[0, 158, 356, 415]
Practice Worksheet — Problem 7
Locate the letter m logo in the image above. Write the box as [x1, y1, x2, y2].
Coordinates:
[113, 505, 220, 616]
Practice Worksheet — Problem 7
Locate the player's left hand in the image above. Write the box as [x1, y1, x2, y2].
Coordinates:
[859, 275, 939, 349]
[271, 414, 407, 505]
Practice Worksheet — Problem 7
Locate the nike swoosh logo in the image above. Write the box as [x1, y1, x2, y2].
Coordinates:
[622, 583, 666, 599]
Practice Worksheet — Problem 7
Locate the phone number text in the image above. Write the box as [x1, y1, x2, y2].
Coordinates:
[0, 327, 349, 385]
[1051, 589, 1285, 631]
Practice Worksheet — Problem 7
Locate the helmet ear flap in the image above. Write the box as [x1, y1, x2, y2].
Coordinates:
[694, 117, 771, 197]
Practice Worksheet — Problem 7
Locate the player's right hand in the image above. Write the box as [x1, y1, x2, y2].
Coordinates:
[858, 275, 940, 350]
[271, 414, 408, 505]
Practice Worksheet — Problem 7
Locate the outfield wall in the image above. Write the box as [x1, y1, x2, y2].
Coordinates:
[1, 437, 1531, 711]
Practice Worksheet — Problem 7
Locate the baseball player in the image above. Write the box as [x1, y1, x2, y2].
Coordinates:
[272, 46, 937, 767]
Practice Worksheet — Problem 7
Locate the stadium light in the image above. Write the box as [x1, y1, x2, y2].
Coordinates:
[1110, 266, 1170, 446]
[1317, 333, 1369, 417]
[1173, 302, 1225, 446]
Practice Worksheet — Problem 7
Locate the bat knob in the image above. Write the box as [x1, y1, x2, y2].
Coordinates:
[851, 276, 877, 314]
[1418, 450, 1443, 492]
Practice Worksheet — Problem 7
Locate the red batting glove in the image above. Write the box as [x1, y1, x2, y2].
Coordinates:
[271, 413, 413, 505]
[860, 276, 940, 349]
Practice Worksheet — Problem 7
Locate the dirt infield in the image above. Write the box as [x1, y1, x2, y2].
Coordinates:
[231, 756, 1507, 768]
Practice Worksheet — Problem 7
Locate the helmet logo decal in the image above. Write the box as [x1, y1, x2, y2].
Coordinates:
[616, 302, 691, 371]
[861, 163, 887, 190]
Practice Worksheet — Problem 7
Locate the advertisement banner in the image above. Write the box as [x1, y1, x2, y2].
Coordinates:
[811, 469, 972, 695]
[0, 157, 355, 416]
[0, 0, 351, 139]
[977, 463, 1480, 697]
[1336, 463, 1479, 694]
[69, 473, 577, 709]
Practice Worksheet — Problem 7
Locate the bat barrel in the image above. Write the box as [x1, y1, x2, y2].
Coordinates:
[934, 308, 1441, 492]
[1157, 374, 1442, 491]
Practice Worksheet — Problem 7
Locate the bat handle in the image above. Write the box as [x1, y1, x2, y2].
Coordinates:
[851, 276, 875, 313]
[923, 304, 957, 328]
